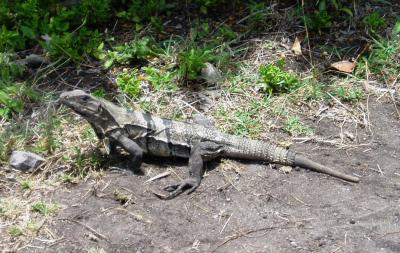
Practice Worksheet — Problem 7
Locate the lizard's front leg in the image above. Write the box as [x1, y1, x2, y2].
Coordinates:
[108, 130, 143, 172]
[158, 141, 224, 200]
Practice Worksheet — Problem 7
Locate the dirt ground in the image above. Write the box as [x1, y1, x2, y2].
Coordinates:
[10, 98, 397, 253]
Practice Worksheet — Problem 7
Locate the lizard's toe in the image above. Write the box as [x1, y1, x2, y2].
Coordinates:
[160, 178, 200, 199]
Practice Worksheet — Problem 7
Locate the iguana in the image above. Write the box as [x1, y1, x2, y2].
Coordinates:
[60, 90, 360, 199]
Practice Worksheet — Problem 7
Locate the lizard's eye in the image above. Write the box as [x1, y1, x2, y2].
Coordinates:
[81, 95, 90, 102]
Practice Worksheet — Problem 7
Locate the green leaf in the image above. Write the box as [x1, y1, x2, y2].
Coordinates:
[393, 20, 400, 35]
[104, 59, 114, 69]
[20, 26, 36, 39]
[340, 7, 353, 17]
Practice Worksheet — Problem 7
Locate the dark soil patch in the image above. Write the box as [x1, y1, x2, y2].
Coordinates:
[21, 99, 400, 253]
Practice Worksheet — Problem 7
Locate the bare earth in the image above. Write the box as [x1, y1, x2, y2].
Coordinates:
[12, 98, 398, 253]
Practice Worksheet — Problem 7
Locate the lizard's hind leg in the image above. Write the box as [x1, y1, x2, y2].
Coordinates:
[160, 141, 224, 200]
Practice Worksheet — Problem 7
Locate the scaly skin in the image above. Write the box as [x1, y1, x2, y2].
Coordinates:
[60, 90, 359, 199]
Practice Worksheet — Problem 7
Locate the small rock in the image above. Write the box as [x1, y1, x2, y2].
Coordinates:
[25, 54, 47, 68]
[9, 151, 45, 172]
[279, 166, 292, 174]
[201, 62, 222, 85]
[349, 219, 356, 224]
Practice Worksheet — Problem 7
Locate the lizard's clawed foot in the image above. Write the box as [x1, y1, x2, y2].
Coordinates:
[156, 177, 200, 200]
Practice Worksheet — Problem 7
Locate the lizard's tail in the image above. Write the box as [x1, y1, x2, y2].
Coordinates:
[294, 155, 359, 183]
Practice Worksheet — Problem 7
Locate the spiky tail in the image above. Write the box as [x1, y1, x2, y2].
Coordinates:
[224, 138, 359, 183]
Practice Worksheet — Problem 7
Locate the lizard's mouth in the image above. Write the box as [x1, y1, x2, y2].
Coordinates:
[59, 90, 101, 116]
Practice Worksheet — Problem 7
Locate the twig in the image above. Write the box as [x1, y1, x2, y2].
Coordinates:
[58, 218, 108, 241]
[220, 213, 233, 235]
[211, 225, 293, 252]
[144, 170, 171, 184]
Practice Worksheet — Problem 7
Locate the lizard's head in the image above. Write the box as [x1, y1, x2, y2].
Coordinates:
[60, 90, 103, 120]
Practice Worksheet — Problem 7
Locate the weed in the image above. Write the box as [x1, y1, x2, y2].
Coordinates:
[259, 60, 299, 95]
[116, 70, 141, 98]
[143, 66, 178, 92]
[247, 1, 271, 25]
[92, 87, 106, 98]
[99, 37, 159, 68]
[284, 116, 313, 136]
[0, 25, 24, 51]
[80, 0, 111, 24]
[20, 180, 33, 190]
[8, 226, 23, 237]
[217, 24, 238, 41]
[0, 199, 22, 220]
[117, 0, 167, 26]
[304, 10, 332, 32]
[34, 113, 61, 154]
[113, 189, 130, 204]
[44, 28, 103, 62]
[31, 201, 59, 216]
[333, 86, 363, 102]
[178, 47, 213, 81]
[357, 36, 400, 81]
[59, 174, 78, 184]
[0, 53, 28, 118]
[363, 12, 386, 31]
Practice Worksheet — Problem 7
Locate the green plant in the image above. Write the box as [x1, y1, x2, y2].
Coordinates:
[92, 87, 106, 98]
[8, 226, 23, 237]
[247, 1, 271, 25]
[98, 37, 159, 68]
[178, 47, 213, 80]
[117, 0, 167, 26]
[302, 0, 352, 32]
[218, 24, 238, 41]
[33, 113, 61, 154]
[143, 67, 177, 92]
[333, 86, 363, 102]
[304, 10, 332, 32]
[0, 26, 24, 51]
[44, 28, 103, 62]
[195, 0, 225, 14]
[79, 0, 111, 24]
[363, 12, 387, 31]
[31, 201, 59, 215]
[116, 70, 141, 98]
[20, 180, 33, 190]
[284, 116, 313, 136]
[357, 36, 400, 81]
[259, 61, 299, 94]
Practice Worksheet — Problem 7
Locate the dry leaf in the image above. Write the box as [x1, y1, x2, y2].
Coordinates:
[330, 60, 357, 73]
[291, 37, 302, 55]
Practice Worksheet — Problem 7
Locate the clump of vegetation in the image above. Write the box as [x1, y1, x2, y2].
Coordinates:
[284, 116, 314, 136]
[31, 201, 59, 216]
[117, 0, 167, 28]
[116, 70, 142, 98]
[20, 180, 33, 190]
[178, 47, 214, 81]
[333, 86, 363, 102]
[357, 34, 400, 82]
[143, 67, 178, 92]
[259, 60, 299, 95]
[8, 226, 23, 237]
[363, 12, 387, 31]
[98, 37, 159, 68]
[194, 0, 225, 14]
